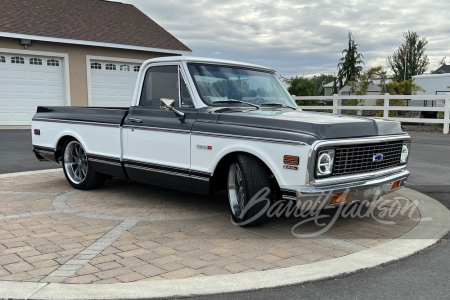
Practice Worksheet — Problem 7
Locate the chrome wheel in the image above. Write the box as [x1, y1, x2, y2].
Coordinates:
[64, 141, 88, 184]
[228, 162, 245, 216]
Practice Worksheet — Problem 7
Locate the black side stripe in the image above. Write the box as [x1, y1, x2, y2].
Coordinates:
[87, 154, 122, 166]
[191, 131, 307, 146]
[33, 145, 55, 154]
[123, 159, 212, 181]
[124, 159, 190, 175]
[33, 145, 54, 151]
[122, 125, 190, 135]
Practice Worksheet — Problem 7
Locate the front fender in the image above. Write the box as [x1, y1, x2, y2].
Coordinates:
[190, 135, 310, 187]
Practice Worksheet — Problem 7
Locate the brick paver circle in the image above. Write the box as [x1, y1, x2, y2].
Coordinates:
[0, 170, 420, 284]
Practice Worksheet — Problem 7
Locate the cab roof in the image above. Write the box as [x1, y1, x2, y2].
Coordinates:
[142, 56, 275, 73]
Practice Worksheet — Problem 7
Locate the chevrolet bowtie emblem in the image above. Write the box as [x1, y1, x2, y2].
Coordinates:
[373, 153, 384, 162]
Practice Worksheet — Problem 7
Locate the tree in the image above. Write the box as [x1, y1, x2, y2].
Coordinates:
[387, 31, 429, 82]
[375, 79, 425, 117]
[285, 76, 317, 105]
[345, 66, 387, 115]
[309, 74, 336, 95]
[347, 66, 424, 117]
[439, 57, 447, 66]
[349, 66, 387, 95]
[336, 32, 365, 88]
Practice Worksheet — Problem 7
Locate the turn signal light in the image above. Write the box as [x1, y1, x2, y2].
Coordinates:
[34, 129, 40, 135]
[391, 180, 401, 190]
[283, 155, 299, 165]
[330, 193, 350, 204]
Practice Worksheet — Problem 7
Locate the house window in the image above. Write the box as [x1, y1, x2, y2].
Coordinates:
[106, 64, 116, 71]
[47, 59, 60, 66]
[134, 66, 140, 72]
[120, 65, 130, 71]
[30, 58, 43, 65]
[0, 56, 5, 63]
[11, 57, 24, 64]
[91, 62, 102, 69]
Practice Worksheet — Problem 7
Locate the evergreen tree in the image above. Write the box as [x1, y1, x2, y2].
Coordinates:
[336, 32, 365, 88]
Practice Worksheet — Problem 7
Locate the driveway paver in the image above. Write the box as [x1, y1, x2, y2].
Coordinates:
[0, 170, 420, 284]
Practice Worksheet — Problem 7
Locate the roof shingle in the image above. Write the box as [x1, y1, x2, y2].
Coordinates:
[0, 0, 191, 52]
[431, 65, 450, 74]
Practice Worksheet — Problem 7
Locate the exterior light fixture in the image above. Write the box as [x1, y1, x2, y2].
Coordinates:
[20, 39, 32, 48]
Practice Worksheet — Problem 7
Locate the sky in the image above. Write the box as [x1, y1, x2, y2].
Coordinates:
[113, 0, 450, 78]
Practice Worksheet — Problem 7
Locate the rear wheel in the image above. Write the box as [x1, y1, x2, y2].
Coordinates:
[227, 154, 271, 226]
[62, 138, 106, 190]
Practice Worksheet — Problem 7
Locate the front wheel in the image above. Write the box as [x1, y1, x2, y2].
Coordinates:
[227, 154, 271, 226]
[62, 138, 106, 190]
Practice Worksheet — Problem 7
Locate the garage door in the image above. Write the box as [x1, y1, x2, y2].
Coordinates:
[90, 60, 141, 107]
[0, 53, 65, 125]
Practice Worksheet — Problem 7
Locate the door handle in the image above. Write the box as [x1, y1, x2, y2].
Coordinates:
[129, 118, 142, 123]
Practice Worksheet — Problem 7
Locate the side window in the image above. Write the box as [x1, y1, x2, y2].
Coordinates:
[140, 65, 179, 107]
[180, 76, 194, 107]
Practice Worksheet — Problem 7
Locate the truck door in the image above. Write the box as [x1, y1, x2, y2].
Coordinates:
[123, 64, 197, 191]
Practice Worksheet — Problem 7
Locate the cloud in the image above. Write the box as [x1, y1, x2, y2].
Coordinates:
[115, 0, 450, 77]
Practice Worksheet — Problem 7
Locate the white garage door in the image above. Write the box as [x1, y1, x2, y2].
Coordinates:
[0, 53, 65, 125]
[90, 60, 141, 107]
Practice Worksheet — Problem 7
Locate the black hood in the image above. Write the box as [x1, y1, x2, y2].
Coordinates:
[215, 109, 404, 139]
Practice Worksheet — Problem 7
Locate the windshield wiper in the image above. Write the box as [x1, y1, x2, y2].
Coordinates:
[260, 103, 297, 110]
[212, 99, 260, 109]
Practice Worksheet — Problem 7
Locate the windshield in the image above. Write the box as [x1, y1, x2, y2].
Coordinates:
[187, 64, 296, 107]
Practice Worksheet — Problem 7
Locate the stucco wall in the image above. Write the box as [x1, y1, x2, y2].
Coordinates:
[0, 37, 178, 106]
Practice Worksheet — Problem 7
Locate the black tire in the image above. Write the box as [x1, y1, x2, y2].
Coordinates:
[227, 153, 271, 226]
[62, 138, 106, 190]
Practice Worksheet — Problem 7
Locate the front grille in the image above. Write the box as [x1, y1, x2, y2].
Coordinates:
[331, 141, 405, 176]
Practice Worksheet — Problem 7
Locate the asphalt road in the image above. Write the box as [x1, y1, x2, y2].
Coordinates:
[0, 129, 59, 174]
[1, 129, 449, 300]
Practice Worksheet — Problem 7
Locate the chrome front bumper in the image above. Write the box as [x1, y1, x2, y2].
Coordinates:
[281, 169, 410, 206]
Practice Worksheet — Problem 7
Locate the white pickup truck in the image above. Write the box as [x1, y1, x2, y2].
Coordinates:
[32, 56, 411, 226]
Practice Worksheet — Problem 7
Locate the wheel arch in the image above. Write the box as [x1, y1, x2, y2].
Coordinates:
[210, 150, 281, 196]
[54, 133, 84, 163]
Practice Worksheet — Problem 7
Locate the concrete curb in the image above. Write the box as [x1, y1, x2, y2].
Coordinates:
[0, 174, 448, 299]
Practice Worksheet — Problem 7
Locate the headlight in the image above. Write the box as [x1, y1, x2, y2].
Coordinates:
[317, 149, 335, 177]
[400, 144, 409, 163]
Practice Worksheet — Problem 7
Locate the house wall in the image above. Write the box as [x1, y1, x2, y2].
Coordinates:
[0, 37, 178, 106]
[413, 74, 450, 95]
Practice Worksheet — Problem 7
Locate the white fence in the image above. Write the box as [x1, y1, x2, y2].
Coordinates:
[293, 93, 450, 134]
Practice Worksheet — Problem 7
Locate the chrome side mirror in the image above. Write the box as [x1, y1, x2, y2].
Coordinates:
[160, 98, 185, 117]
